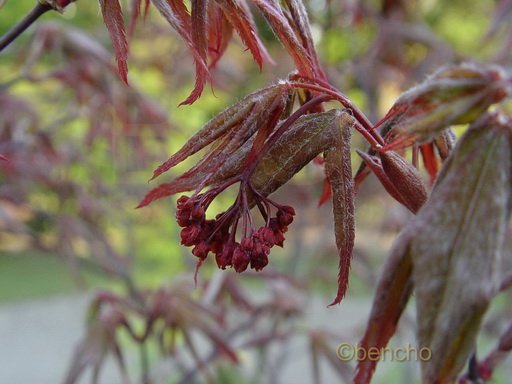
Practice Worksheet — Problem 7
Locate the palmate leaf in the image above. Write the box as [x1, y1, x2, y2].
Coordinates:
[138, 84, 291, 207]
[100, 0, 129, 83]
[249, 110, 352, 196]
[149, 0, 274, 105]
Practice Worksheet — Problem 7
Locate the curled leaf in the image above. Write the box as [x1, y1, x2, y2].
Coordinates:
[357, 149, 428, 213]
[433, 128, 456, 161]
[380, 150, 428, 212]
[381, 63, 510, 150]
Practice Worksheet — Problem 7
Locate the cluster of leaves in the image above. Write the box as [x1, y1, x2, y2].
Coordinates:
[65, 273, 305, 384]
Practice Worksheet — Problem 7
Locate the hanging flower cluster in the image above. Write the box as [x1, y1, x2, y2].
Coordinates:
[175, 185, 295, 273]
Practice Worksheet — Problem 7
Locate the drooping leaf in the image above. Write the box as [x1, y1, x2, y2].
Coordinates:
[357, 111, 512, 384]
[217, 0, 272, 69]
[206, 2, 233, 68]
[251, 0, 314, 78]
[100, 0, 129, 83]
[151, 0, 211, 105]
[140, 110, 355, 208]
[128, 0, 151, 38]
[184, 0, 209, 106]
[317, 112, 356, 306]
[283, 0, 326, 80]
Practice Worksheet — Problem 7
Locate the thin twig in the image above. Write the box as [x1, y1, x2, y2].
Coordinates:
[0, 2, 53, 52]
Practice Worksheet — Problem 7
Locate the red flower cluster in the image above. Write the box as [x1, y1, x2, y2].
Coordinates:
[176, 191, 295, 273]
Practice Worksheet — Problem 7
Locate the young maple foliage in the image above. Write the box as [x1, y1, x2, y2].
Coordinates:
[355, 111, 512, 384]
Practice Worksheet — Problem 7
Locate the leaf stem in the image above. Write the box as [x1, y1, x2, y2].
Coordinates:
[289, 80, 384, 148]
[0, 2, 53, 52]
[243, 94, 333, 177]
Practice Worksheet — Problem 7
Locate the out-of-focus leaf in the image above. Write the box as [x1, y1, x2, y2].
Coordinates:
[484, 0, 512, 40]
[411, 111, 511, 383]
[433, 128, 456, 161]
[459, 320, 512, 383]
[100, 0, 129, 83]
[310, 330, 353, 384]
[64, 310, 130, 384]
[324, 113, 355, 306]
[381, 63, 510, 150]
[354, 236, 414, 384]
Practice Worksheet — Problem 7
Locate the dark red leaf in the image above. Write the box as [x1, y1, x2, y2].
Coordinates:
[128, 0, 151, 38]
[151, 0, 210, 105]
[150, 85, 284, 180]
[182, 0, 209, 106]
[218, 0, 273, 69]
[206, 2, 233, 68]
[100, 0, 129, 83]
